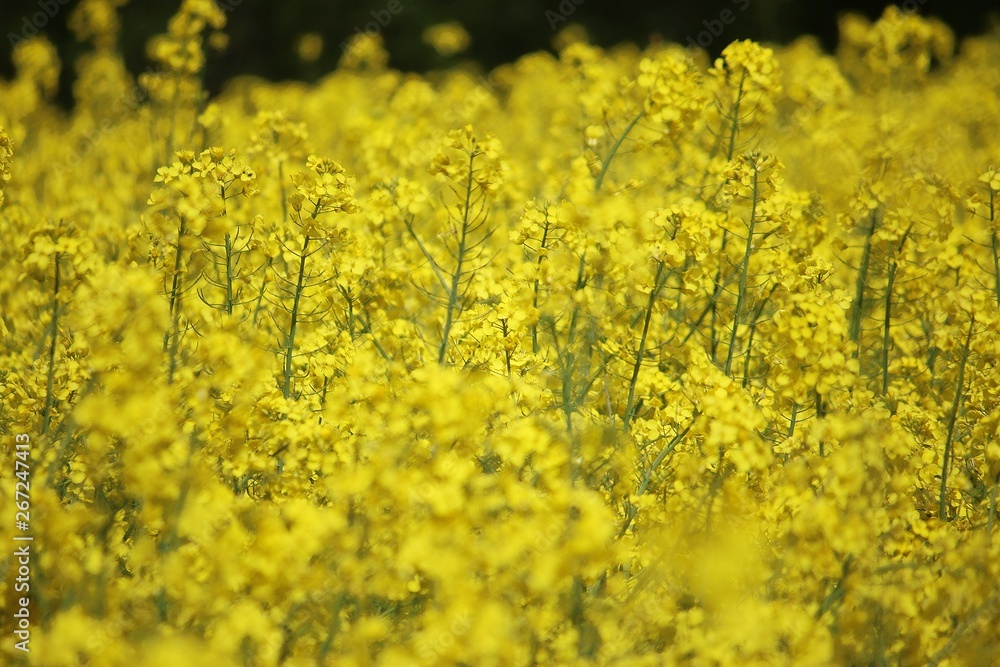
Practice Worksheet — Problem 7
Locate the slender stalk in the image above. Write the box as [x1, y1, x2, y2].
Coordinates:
[701, 71, 747, 359]
[698, 71, 748, 200]
[561, 253, 588, 435]
[438, 151, 477, 363]
[991, 230, 1000, 307]
[166, 307, 183, 385]
[815, 555, 853, 621]
[849, 209, 879, 347]
[345, 288, 356, 340]
[594, 108, 646, 193]
[617, 416, 697, 538]
[279, 161, 289, 227]
[223, 232, 234, 315]
[988, 193, 999, 307]
[316, 593, 348, 662]
[219, 185, 235, 316]
[166, 217, 188, 330]
[725, 71, 747, 161]
[531, 214, 551, 355]
[742, 283, 777, 388]
[724, 162, 761, 376]
[500, 319, 512, 377]
[708, 230, 730, 362]
[252, 259, 271, 327]
[164, 216, 188, 385]
[987, 475, 998, 543]
[624, 261, 665, 429]
[703, 447, 727, 534]
[881, 228, 910, 396]
[41, 252, 61, 435]
[926, 591, 1000, 667]
[939, 315, 975, 521]
[880, 259, 897, 396]
[283, 235, 311, 398]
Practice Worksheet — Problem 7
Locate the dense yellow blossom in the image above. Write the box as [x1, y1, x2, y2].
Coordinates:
[2, 5, 1000, 666]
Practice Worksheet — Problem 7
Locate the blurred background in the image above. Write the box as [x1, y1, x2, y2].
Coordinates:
[2, 0, 998, 106]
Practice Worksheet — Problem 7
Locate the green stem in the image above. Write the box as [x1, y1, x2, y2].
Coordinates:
[439, 151, 477, 364]
[316, 593, 348, 662]
[279, 161, 288, 225]
[926, 591, 1000, 667]
[41, 252, 61, 435]
[166, 217, 187, 328]
[345, 289, 356, 340]
[617, 416, 696, 538]
[224, 232, 234, 316]
[989, 232, 1000, 308]
[849, 209, 879, 347]
[987, 475, 998, 543]
[725, 71, 747, 161]
[880, 259, 897, 396]
[987, 192, 999, 307]
[164, 216, 188, 385]
[552, 253, 591, 485]
[500, 319, 512, 377]
[881, 227, 910, 396]
[623, 261, 665, 430]
[219, 185, 234, 316]
[167, 309, 182, 385]
[724, 162, 760, 376]
[742, 283, 777, 389]
[283, 235, 311, 398]
[939, 315, 975, 521]
[252, 259, 271, 327]
[531, 213, 551, 355]
[787, 402, 798, 438]
[594, 108, 646, 193]
[815, 555, 853, 621]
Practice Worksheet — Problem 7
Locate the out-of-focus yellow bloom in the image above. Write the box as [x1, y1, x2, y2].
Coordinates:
[423, 21, 471, 57]
[296, 32, 324, 63]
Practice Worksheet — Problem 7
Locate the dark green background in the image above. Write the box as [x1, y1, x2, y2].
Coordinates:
[3, 0, 998, 107]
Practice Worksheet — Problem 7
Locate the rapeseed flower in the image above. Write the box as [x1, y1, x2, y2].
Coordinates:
[1, 5, 999, 666]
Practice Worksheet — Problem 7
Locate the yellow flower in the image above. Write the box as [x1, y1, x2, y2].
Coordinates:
[423, 21, 471, 57]
[296, 32, 323, 63]
[291, 155, 361, 223]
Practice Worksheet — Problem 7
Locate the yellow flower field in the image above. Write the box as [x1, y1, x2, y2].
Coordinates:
[2, 1, 1000, 665]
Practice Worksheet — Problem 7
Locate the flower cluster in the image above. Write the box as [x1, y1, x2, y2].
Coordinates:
[155, 146, 257, 194]
[429, 124, 508, 193]
[636, 50, 706, 134]
[290, 156, 360, 222]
